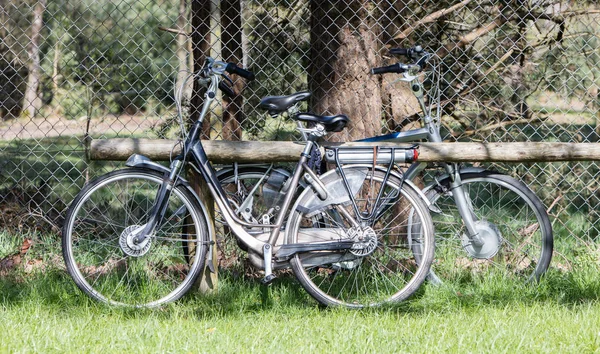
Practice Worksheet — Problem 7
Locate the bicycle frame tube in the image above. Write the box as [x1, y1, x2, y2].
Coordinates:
[188, 136, 315, 254]
[360, 74, 482, 241]
[176, 71, 320, 255]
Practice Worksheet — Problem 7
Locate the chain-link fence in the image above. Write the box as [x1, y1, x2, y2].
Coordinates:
[1, 0, 599, 264]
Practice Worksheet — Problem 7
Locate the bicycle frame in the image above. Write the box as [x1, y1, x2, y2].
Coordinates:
[128, 60, 363, 282]
[169, 77, 314, 257]
[214, 65, 484, 246]
[359, 69, 483, 244]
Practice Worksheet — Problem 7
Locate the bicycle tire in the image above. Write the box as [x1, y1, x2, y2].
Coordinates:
[425, 171, 553, 283]
[287, 167, 435, 307]
[62, 168, 209, 307]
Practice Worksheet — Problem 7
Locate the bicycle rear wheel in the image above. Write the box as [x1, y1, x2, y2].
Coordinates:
[287, 167, 435, 307]
[217, 166, 292, 227]
[425, 171, 553, 283]
[62, 168, 209, 307]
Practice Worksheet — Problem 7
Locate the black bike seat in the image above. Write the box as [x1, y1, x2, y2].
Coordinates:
[259, 91, 311, 114]
[293, 113, 349, 132]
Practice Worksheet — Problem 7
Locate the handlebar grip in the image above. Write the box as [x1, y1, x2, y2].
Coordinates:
[390, 45, 423, 58]
[389, 48, 409, 56]
[225, 63, 255, 81]
[371, 63, 407, 75]
[219, 81, 236, 98]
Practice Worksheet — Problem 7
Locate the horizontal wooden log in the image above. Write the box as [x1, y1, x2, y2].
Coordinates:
[89, 138, 600, 163]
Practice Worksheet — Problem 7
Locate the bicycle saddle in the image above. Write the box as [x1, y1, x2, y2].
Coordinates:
[259, 91, 311, 114]
[293, 113, 349, 132]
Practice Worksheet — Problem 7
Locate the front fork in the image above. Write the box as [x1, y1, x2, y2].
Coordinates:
[133, 159, 184, 245]
[442, 164, 483, 247]
[409, 76, 483, 246]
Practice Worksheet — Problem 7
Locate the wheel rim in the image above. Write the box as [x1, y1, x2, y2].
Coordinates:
[291, 169, 433, 307]
[428, 175, 549, 282]
[64, 172, 205, 307]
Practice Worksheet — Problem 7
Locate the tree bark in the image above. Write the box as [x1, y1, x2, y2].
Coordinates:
[175, 0, 192, 101]
[188, 0, 218, 293]
[51, 36, 60, 102]
[190, 0, 212, 138]
[89, 139, 600, 163]
[24, 0, 46, 118]
[309, 1, 385, 142]
[220, 0, 244, 140]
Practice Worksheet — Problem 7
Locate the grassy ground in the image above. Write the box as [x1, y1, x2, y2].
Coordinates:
[2, 232, 600, 353]
[2, 106, 600, 352]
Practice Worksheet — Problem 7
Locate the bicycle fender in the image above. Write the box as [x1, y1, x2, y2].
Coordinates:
[125, 154, 185, 179]
[215, 163, 293, 179]
[347, 164, 431, 208]
[285, 165, 430, 242]
[422, 166, 489, 193]
[292, 166, 369, 218]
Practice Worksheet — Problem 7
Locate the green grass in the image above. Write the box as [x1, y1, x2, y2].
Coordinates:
[3, 249, 600, 353]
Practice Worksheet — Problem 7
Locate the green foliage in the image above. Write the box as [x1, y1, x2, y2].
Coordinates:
[37, 0, 180, 118]
[51, 85, 91, 120]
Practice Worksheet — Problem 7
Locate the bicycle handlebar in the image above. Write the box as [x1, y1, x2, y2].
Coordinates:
[371, 45, 430, 76]
[198, 59, 255, 98]
[371, 63, 410, 75]
[225, 63, 255, 81]
[389, 45, 424, 59]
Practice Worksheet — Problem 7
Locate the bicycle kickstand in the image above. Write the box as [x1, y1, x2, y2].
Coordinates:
[261, 243, 277, 285]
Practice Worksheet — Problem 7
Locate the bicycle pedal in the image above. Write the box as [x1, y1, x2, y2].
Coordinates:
[261, 274, 277, 285]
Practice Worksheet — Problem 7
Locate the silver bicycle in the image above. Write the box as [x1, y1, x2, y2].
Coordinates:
[218, 46, 553, 284]
[61, 58, 435, 308]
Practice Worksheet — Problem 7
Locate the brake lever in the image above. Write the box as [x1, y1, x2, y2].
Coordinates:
[194, 69, 211, 87]
[221, 73, 234, 86]
[400, 66, 420, 82]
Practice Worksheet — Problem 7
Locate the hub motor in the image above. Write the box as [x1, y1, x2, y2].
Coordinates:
[119, 225, 152, 257]
[461, 220, 502, 259]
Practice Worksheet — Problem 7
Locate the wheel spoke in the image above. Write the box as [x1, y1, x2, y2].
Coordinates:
[291, 168, 433, 307]
[63, 170, 208, 307]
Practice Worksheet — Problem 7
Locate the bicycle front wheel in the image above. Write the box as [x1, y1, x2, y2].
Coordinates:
[62, 168, 209, 307]
[288, 167, 435, 307]
[426, 171, 553, 283]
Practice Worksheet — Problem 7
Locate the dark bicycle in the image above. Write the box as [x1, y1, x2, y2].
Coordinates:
[62, 58, 435, 308]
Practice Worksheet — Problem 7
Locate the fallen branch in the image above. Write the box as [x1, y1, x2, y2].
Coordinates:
[158, 26, 190, 37]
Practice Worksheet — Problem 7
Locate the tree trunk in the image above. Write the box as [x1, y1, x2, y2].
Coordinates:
[51, 37, 60, 102]
[309, 1, 385, 142]
[24, 0, 46, 118]
[309, 1, 417, 141]
[510, 21, 531, 119]
[176, 0, 192, 101]
[190, 0, 212, 138]
[188, 0, 218, 293]
[220, 0, 244, 140]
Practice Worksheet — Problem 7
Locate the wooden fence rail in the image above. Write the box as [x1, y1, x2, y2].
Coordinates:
[89, 138, 600, 162]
